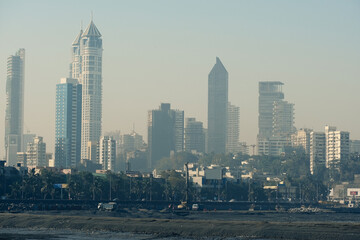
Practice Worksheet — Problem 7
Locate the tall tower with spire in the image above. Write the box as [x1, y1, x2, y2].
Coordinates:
[207, 57, 228, 154]
[70, 19, 103, 160]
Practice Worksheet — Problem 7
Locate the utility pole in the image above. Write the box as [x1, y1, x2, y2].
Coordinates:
[248, 179, 252, 202]
[109, 174, 112, 201]
[150, 173, 153, 201]
[185, 162, 189, 203]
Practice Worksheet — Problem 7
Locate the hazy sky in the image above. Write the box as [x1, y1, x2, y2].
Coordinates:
[0, 0, 359, 155]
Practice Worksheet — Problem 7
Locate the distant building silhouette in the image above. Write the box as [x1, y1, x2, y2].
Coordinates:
[226, 102, 240, 154]
[350, 140, 360, 154]
[22, 133, 35, 152]
[55, 78, 82, 168]
[258, 81, 284, 138]
[257, 81, 295, 156]
[147, 103, 184, 169]
[184, 118, 205, 154]
[310, 131, 326, 175]
[291, 128, 312, 154]
[5, 49, 25, 166]
[208, 57, 228, 154]
[123, 131, 144, 153]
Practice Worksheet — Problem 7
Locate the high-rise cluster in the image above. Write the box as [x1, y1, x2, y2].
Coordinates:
[291, 126, 350, 174]
[55, 19, 105, 169]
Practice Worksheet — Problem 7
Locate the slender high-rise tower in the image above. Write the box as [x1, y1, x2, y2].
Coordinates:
[207, 57, 228, 154]
[226, 102, 240, 154]
[55, 78, 82, 168]
[5, 49, 25, 166]
[70, 20, 103, 160]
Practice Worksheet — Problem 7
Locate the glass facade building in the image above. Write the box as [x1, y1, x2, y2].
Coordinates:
[55, 78, 82, 168]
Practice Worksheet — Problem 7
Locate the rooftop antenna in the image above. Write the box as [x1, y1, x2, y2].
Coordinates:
[81, 20, 83, 30]
[91, 11, 94, 21]
[132, 122, 135, 133]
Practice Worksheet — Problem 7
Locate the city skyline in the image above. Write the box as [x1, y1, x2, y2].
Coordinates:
[0, 0, 359, 155]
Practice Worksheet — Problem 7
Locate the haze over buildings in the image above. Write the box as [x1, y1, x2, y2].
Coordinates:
[0, 1, 359, 158]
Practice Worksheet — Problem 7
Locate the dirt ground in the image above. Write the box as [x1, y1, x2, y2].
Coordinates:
[1, 210, 360, 239]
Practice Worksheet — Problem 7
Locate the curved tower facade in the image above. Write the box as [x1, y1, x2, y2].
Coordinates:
[70, 20, 103, 160]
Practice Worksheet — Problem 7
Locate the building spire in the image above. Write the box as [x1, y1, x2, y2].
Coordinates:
[91, 11, 93, 21]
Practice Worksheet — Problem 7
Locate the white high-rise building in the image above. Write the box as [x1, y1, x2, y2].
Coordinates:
[226, 102, 240, 154]
[325, 126, 350, 170]
[309, 131, 326, 175]
[70, 20, 103, 160]
[26, 136, 46, 168]
[99, 136, 116, 171]
[291, 128, 312, 154]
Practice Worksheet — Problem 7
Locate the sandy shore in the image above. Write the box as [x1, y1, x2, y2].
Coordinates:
[1, 212, 360, 239]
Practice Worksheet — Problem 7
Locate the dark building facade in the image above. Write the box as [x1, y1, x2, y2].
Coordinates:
[207, 57, 228, 154]
[147, 103, 184, 169]
[185, 118, 205, 153]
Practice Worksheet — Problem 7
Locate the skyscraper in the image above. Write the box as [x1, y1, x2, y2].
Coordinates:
[55, 78, 82, 168]
[147, 103, 184, 169]
[5, 49, 25, 166]
[208, 57, 228, 154]
[226, 102, 240, 154]
[258, 81, 284, 138]
[173, 110, 185, 153]
[257, 82, 295, 156]
[184, 118, 205, 153]
[70, 20, 103, 160]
